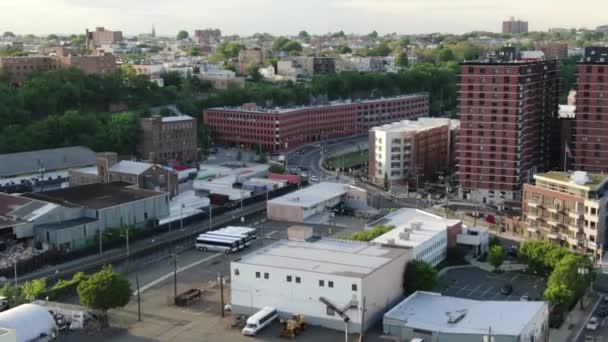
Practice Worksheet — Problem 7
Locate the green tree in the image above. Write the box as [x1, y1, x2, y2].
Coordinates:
[2, 31, 15, 37]
[105, 111, 140, 155]
[336, 45, 352, 54]
[367, 30, 379, 39]
[282, 41, 302, 54]
[344, 225, 394, 241]
[189, 46, 201, 56]
[247, 63, 262, 81]
[331, 31, 346, 39]
[297, 30, 311, 43]
[488, 245, 505, 271]
[47, 34, 59, 41]
[544, 283, 574, 307]
[272, 36, 291, 51]
[403, 260, 438, 295]
[396, 52, 410, 68]
[77, 266, 131, 313]
[437, 48, 456, 62]
[176, 30, 189, 40]
[21, 278, 47, 301]
[0, 283, 25, 307]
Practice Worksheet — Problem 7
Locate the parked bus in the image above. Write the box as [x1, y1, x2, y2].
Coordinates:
[216, 227, 257, 246]
[203, 231, 248, 249]
[223, 226, 258, 241]
[195, 235, 239, 254]
[242, 307, 278, 336]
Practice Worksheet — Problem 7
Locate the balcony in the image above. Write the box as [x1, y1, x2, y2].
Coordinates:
[546, 217, 560, 226]
[526, 227, 539, 234]
[526, 212, 541, 221]
[527, 199, 542, 208]
[567, 223, 582, 233]
[546, 205, 561, 214]
[566, 236, 581, 246]
[546, 233, 560, 240]
[567, 210, 583, 219]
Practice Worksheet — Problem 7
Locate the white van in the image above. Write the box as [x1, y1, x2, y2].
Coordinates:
[242, 307, 278, 336]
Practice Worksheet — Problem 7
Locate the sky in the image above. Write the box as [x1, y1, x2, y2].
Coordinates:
[0, 0, 607, 37]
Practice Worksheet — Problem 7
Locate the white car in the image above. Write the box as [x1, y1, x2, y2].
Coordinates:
[586, 316, 599, 331]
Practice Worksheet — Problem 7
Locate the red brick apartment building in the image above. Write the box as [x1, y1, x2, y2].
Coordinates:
[203, 95, 429, 153]
[456, 50, 560, 205]
[571, 47, 608, 172]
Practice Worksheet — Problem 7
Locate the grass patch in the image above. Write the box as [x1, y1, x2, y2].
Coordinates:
[325, 150, 368, 170]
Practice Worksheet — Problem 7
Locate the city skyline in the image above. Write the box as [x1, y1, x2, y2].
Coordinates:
[0, 0, 607, 36]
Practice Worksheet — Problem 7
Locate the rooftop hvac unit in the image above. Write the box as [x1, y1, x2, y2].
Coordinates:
[447, 309, 467, 324]
[399, 232, 410, 240]
[570, 171, 589, 185]
[410, 222, 423, 231]
[386, 238, 396, 245]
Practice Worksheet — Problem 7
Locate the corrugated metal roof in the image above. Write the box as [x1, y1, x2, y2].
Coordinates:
[109, 160, 152, 175]
[0, 146, 96, 178]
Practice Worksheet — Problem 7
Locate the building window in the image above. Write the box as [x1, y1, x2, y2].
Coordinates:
[264, 272, 269, 279]
[319, 280, 325, 287]
[286, 275, 292, 282]
[255, 272, 260, 278]
[328, 281, 334, 288]
[234, 269, 240, 276]
[295, 277, 301, 283]
[352, 284, 358, 291]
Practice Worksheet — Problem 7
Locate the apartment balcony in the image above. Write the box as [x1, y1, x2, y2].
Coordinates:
[526, 212, 541, 221]
[586, 241, 598, 250]
[566, 236, 582, 246]
[527, 199, 542, 208]
[567, 210, 583, 219]
[546, 217, 561, 227]
[566, 223, 582, 233]
[526, 227, 539, 234]
[546, 205, 561, 214]
[546, 232, 560, 240]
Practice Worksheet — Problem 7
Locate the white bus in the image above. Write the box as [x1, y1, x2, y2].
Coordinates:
[195, 235, 239, 254]
[223, 226, 258, 241]
[242, 307, 278, 336]
[203, 231, 247, 249]
[216, 227, 257, 246]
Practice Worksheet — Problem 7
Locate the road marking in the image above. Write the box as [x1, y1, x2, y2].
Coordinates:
[265, 231, 278, 238]
[510, 273, 520, 283]
[134, 252, 222, 295]
[455, 283, 470, 295]
[468, 284, 483, 296]
[481, 286, 494, 298]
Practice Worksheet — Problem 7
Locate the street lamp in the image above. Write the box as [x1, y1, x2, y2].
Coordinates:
[578, 266, 590, 310]
[180, 203, 185, 230]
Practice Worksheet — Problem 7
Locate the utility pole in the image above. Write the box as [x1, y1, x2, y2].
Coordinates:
[208, 205, 213, 230]
[136, 272, 142, 321]
[359, 296, 366, 342]
[99, 228, 103, 255]
[444, 182, 449, 218]
[218, 272, 225, 317]
[172, 250, 178, 303]
[13, 261, 17, 286]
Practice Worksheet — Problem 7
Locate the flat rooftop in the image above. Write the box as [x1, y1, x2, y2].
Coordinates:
[207, 94, 428, 115]
[234, 239, 408, 278]
[371, 118, 457, 133]
[384, 291, 546, 336]
[370, 209, 460, 249]
[23, 183, 166, 210]
[268, 182, 352, 208]
[535, 171, 608, 189]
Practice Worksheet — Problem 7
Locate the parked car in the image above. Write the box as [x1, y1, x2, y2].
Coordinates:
[586, 316, 599, 331]
[508, 246, 519, 257]
[500, 284, 513, 295]
[597, 308, 608, 318]
[519, 295, 529, 301]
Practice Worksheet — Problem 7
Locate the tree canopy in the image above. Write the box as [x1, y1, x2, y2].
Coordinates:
[272, 37, 302, 54]
[403, 260, 438, 295]
[487, 245, 505, 271]
[176, 30, 189, 40]
[77, 266, 131, 312]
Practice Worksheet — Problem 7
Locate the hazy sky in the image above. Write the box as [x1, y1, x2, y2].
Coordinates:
[0, 0, 606, 36]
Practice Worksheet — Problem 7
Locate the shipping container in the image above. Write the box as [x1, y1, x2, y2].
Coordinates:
[268, 173, 300, 185]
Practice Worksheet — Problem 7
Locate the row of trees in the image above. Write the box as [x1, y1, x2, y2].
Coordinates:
[519, 241, 594, 313]
[0, 266, 130, 314]
[0, 67, 210, 154]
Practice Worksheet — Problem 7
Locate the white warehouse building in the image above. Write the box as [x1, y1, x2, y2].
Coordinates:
[230, 238, 412, 333]
[383, 291, 549, 342]
[368, 209, 462, 267]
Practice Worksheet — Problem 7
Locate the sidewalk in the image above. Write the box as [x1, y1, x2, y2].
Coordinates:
[550, 293, 600, 342]
[465, 254, 527, 272]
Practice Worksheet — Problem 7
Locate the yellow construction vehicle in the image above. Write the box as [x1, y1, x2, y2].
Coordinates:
[280, 314, 306, 339]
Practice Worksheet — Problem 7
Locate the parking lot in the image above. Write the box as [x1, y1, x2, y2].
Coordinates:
[438, 267, 546, 301]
